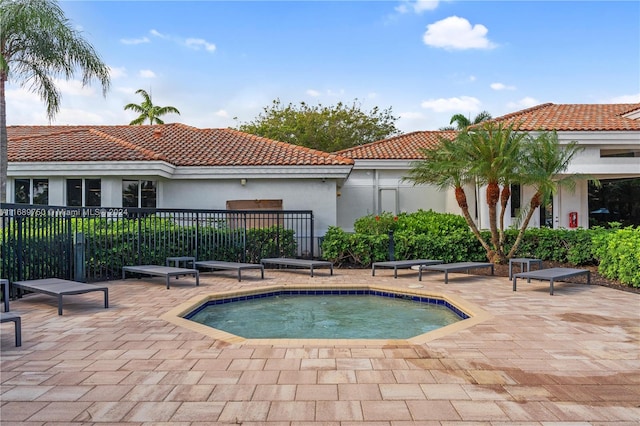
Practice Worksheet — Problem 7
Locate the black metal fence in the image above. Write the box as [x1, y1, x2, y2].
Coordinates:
[1, 204, 315, 284]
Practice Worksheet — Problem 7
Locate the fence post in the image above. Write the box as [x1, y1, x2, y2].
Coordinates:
[388, 230, 395, 261]
[74, 232, 86, 282]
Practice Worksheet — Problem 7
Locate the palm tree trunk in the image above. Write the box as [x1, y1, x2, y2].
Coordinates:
[0, 73, 7, 204]
[486, 181, 503, 262]
[507, 191, 542, 259]
[498, 185, 511, 247]
[456, 186, 493, 257]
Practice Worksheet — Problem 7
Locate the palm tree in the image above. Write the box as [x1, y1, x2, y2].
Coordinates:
[507, 131, 588, 258]
[0, 0, 111, 203]
[440, 110, 493, 131]
[405, 122, 585, 264]
[124, 89, 180, 125]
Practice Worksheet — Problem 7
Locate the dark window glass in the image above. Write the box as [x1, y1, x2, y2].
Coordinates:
[510, 184, 521, 217]
[33, 179, 49, 205]
[85, 179, 101, 207]
[540, 200, 553, 228]
[140, 180, 157, 208]
[14, 179, 30, 204]
[67, 179, 83, 206]
[122, 180, 139, 208]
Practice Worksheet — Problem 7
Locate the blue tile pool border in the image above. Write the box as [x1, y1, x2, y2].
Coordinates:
[183, 289, 470, 321]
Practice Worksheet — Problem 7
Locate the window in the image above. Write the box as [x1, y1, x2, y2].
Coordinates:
[14, 178, 49, 205]
[67, 179, 101, 207]
[510, 184, 521, 217]
[122, 180, 157, 208]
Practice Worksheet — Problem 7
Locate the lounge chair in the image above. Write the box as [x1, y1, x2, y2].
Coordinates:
[122, 265, 199, 289]
[513, 267, 590, 295]
[261, 258, 334, 277]
[12, 278, 109, 316]
[0, 312, 21, 346]
[419, 261, 494, 283]
[195, 260, 264, 282]
[372, 259, 443, 278]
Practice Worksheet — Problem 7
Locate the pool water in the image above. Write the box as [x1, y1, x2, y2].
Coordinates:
[186, 293, 465, 339]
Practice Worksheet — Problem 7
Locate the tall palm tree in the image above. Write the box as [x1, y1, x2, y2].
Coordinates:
[0, 0, 111, 203]
[124, 89, 180, 125]
[405, 122, 584, 264]
[507, 131, 588, 258]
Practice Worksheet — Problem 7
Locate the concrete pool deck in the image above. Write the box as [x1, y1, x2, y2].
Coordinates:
[1, 268, 639, 424]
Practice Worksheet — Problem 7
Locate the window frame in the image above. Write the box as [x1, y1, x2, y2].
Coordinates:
[13, 178, 49, 205]
[66, 178, 101, 207]
[122, 179, 157, 208]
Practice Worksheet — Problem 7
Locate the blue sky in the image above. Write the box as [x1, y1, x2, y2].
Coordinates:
[6, 0, 640, 133]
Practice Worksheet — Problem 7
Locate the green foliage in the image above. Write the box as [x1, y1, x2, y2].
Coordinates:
[502, 227, 601, 265]
[1, 0, 112, 202]
[323, 210, 485, 267]
[124, 89, 180, 125]
[354, 212, 400, 235]
[235, 98, 401, 152]
[324, 211, 638, 288]
[592, 226, 640, 287]
[1, 216, 296, 281]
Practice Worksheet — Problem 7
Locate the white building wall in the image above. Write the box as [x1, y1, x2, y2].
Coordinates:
[337, 167, 449, 232]
[161, 178, 338, 239]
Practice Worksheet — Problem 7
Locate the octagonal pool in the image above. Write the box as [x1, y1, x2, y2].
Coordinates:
[185, 289, 468, 339]
[162, 285, 489, 345]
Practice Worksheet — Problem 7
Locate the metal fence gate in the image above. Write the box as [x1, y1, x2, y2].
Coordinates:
[1, 204, 315, 284]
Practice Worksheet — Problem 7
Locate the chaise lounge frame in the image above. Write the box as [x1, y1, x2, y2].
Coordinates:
[0, 312, 21, 346]
[513, 267, 590, 295]
[372, 259, 443, 278]
[261, 258, 334, 277]
[12, 278, 109, 316]
[122, 265, 199, 289]
[195, 260, 265, 282]
[419, 261, 494, 283]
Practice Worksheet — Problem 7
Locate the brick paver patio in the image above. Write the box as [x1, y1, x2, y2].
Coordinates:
[1, 268, 639, 424]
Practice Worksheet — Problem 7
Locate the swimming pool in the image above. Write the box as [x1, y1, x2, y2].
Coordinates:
[184, 289, 467, 339]
[162, 285, 489, 345]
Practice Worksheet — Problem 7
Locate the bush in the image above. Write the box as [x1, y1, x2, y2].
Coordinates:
[323, 211, 638, 288]
[592, 226, 640, 287]
[323, 210, 484, 267]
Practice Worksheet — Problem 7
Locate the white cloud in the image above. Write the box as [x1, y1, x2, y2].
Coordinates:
[395, 0, 440, 15]
[150, 29, 167, 39]
[139, 70, 156, 78]
[108, 66, 127, 79]
[306, 89, 321, 97]
[423, 16, 496, 50]
[53, 79, 97, 96]
[214, 109, 229, 117]
[507, 97, 539, 109]
[149, 29, 216, 53]
[185, 38, 216, 52]
[491, 82, 516, 91]
[607, 93, 640, 103]
[120, 36, 150, 45]
[420, 95, 482, 112]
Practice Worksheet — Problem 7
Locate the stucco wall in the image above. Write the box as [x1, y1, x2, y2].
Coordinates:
[161, 178, 338, 239]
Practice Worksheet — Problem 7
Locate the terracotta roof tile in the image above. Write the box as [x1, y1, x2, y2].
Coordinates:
[490, 103, 640, 131]
[335, 130, 457, 159]
[7, 124, 354, 166]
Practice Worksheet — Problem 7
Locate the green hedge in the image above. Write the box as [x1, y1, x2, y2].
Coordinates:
[591, 226, 640, 287]
[322, 210, 639, 287]
[1, 216, 297, 282]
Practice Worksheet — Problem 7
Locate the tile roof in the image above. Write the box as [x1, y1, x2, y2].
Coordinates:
[490, 103, 640, 131]
[7, 124, 354, 166]
[335, 130, 457, 160]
